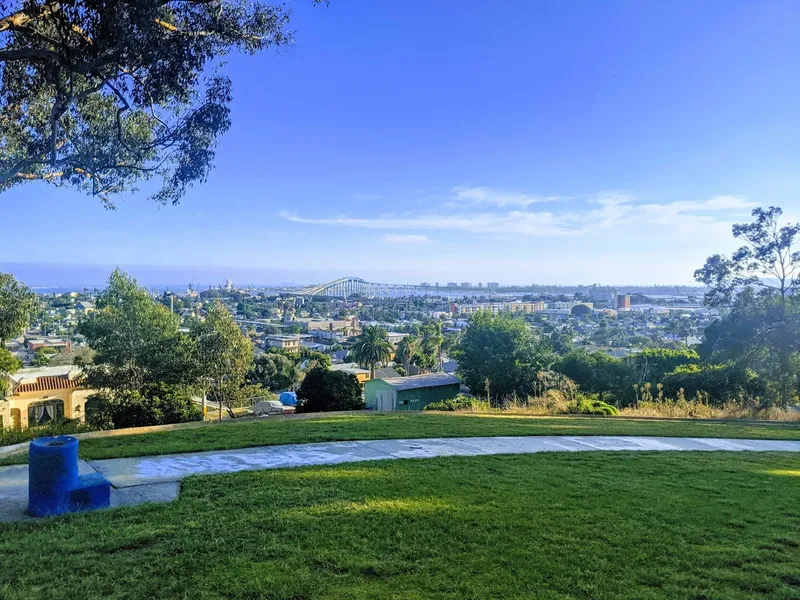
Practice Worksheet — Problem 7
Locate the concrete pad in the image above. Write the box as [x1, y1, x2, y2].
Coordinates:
[461, 436, 592, 455]
[562, 436, 682, 451]
[360, 438, 489, 459]
[91, 441, 392, 488]
[111, 482, 181, 508]
[0, 460, 102, 523]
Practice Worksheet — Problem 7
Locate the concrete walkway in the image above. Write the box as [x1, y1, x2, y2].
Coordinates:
[3, 435, 800, 522]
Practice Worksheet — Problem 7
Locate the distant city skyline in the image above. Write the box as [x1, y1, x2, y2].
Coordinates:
[3, 1, 798, 285]
[0, 261, 708, 291]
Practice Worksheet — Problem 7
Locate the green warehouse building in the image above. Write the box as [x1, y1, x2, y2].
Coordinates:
[365, 373, 461, 411]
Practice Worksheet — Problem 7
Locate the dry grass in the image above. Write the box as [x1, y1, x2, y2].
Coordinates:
[620, 401, 800, 421]
[454, 390, 800, 422]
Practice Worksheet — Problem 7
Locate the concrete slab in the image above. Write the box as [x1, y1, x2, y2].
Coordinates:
[360, 438, 489, 459]
[111, 482, 181, 508]
[91, 441, 393, 488]
[458, 436, 590, 455]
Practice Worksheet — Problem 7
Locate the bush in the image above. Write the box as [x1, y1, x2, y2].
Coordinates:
[0, 419, 94, 446]
[568, 395, 619, 416]
[85, 384, 202, 430]
[296, 367, 364, 413]
[424, 395, 490, 412]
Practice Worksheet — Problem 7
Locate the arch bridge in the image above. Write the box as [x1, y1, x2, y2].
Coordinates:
[296, 277, 429, 298]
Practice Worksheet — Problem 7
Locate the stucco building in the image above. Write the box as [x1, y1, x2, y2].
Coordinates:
[1, 366, 93, 429]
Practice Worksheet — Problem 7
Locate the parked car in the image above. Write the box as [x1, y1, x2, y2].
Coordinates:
[251, 400, 295, 417]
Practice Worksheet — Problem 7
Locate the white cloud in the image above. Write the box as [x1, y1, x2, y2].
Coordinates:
[452, 185, 563, 208]
[383, 234, 431, 244]
[281, 191, 754, 240]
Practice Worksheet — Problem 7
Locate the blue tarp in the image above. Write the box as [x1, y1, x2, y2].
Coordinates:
[279, 391, 297, 406]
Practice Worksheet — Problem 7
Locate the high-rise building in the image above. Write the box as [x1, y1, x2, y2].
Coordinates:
[447, 282, 458, 287]
[616, 294, 631, 310]
[487, 282, 500, 290]
[461, 282, 471, 288]
[477, 282, 483, 288]
[421, 282, 430, 287]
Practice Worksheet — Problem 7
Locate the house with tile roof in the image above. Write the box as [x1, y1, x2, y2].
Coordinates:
[1, 366, 94, 429]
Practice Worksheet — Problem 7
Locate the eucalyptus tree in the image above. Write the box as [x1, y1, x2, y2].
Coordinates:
[0, 272, 37, 345]
[0, 0, 322, 206]
[695, 206, 800, 406]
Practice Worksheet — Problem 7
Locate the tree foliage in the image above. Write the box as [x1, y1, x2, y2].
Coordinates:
[85, 383, 201, 430]
[455, 310, 554, 402]
[78, 269, 193, 391]
[660, 363, 765, 406]
[295, 366, 363, 413]
[349, 325, 392, 379]
[0, 345, 22, 395]
[0, 271, 37, 344]
[0, 0, 310, 206]
[394, 335, 416, 373]
[695, 206, 800, 406]
[698, 289, 800, 406]
[695, 206, 800, 305]
[190, 300, 255, 416]
[247, 352, 299, 392]
[555, 350, 634, 404]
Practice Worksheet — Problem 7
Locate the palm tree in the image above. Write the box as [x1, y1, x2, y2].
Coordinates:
[395, 336, 417, 374]
[350, 325, 393, 379]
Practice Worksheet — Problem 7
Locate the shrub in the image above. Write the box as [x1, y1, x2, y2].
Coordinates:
[0, 419, 94, 446]
[424, 395, 490, 412]
[296, 367, 364, 413]
[85, 384, 202, 430]
[568, 395, 619, 416]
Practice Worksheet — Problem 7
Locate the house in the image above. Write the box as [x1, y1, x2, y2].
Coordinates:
[25, 337, 72, 353]
[365, 373, 461, 411]
[373, 366, 402, 379]
[1, 366, 93, 429]
[76, 300, 96, 314]
[264, 334, 304, 354]
[386, 332, 410, 347]
[330, 363, 371, 384]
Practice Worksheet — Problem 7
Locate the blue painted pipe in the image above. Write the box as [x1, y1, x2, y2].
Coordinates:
[28, 435, 79, 517]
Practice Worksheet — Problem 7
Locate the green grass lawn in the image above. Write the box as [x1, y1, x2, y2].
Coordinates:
[2, 452, 800, 599]
[4, 412, 800, 466]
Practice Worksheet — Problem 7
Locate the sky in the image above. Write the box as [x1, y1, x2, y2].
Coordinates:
[3, 0, 800, 287]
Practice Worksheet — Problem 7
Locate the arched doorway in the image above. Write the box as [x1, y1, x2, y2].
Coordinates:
[27, 399, 65, 426]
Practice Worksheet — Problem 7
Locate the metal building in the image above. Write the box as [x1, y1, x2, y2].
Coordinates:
[365, 373, 461, 411]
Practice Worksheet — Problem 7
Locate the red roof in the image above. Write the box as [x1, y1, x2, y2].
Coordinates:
[14, 376, 76, 394]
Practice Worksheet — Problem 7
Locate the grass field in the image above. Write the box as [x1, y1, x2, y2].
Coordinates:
[2, 451, 800, 599]
[4, 412, 800, 466]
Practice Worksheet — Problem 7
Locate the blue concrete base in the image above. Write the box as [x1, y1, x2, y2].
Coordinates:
[69, 473, 111, 513]
[28, 436, 111, 517]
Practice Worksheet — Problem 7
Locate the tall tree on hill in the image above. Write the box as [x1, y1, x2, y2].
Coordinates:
[191, 301, 256, 419]
[455, 311, 555, 403]
[78, 269, 194, 391]
[695, 206, 800, 406]
[0, 272, 37, 345]
[0, 0, 324, 206]
[695, 206, 800, 306]
[350, 325, 392, 380]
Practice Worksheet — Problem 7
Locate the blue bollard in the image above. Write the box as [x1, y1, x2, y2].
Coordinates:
[28, 435, 111, 517]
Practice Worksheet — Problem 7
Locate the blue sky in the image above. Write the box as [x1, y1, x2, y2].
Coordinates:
[3, 0, 800, 287]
